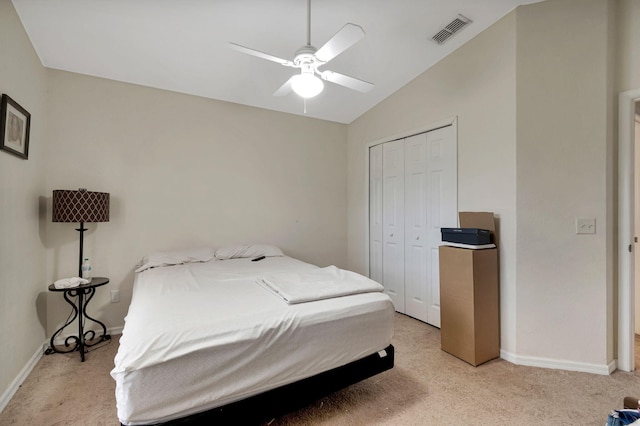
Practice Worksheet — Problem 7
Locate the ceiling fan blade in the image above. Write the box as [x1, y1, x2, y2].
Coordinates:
[229, 42, 294, 67]
[273, 76, 294, 96]
[320, 70, 374, 93]
[315, 23, 365, 63]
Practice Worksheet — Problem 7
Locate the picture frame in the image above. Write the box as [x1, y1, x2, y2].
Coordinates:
[0, 94, 31, 160]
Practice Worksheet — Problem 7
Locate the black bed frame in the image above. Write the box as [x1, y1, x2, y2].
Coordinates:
[126, 344, 394, 426]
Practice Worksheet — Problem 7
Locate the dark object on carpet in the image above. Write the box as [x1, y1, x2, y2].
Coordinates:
[624, 396, 640, 409]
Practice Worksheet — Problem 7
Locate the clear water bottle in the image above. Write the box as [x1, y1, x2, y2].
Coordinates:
[81, 258, 92, 280]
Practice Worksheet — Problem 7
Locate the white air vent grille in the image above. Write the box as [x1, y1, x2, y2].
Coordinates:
[432, 14, 472, 45]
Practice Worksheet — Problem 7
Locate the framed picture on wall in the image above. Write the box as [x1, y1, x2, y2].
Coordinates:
[0, 94, 31, 160]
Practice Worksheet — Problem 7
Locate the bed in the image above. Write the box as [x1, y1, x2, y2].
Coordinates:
[111, 245, 395, 425]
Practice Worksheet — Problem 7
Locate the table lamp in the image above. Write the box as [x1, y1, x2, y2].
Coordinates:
[52, 188, 110, 277]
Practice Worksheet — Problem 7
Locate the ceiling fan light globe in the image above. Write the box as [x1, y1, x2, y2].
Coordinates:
[291, 73, 324, 98]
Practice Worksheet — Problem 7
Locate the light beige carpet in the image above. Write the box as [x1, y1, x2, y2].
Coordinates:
[2, 313, 640, 425]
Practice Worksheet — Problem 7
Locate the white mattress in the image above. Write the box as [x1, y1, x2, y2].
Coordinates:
[111, 256, 394, 425]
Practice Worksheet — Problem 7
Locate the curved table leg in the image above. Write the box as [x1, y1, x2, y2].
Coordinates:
[83, 287, 111, 349]
[45, 290, 80, 355]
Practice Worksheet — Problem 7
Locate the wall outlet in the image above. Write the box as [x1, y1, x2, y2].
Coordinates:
[110, 290, 120, 303]
[576, 217, 596, 234]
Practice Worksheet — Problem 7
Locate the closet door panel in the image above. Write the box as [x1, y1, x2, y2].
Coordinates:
[404, 134, 428, 322]
[369, 144, 383, 284]
[426, 125, 457, 327]
[382, 140, 405, 312]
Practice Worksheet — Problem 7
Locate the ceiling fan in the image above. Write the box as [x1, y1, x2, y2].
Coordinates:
[229, 0, 374, 99]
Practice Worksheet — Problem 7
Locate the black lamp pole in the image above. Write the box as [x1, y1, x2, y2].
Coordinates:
[76, 221, 87, 278]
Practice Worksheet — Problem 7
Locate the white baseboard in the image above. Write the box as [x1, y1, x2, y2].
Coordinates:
[1, 326, 123, 414]
[500, 349, 616, 375]
[0, 344, 43, 413]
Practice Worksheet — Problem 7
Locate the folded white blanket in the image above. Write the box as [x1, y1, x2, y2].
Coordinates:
[257, 265, 384, 304]
[54, 277, 89, 289]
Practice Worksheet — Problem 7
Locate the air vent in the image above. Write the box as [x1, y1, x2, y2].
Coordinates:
[432, 14, 472, 45]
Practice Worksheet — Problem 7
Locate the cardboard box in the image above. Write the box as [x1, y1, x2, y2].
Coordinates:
[439, 212, 500, 366]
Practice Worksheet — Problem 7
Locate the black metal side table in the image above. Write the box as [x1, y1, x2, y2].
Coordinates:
[45, 277, 111, 362]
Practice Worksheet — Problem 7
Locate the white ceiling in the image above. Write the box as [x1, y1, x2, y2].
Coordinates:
[12, 0, 544, 124]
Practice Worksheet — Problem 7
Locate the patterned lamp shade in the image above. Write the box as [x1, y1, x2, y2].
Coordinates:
[52, 189, 110, 223]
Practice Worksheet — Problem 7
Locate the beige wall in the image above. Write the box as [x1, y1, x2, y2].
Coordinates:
[43, 71, 348, 336]
[347, 13, 518, 352]
[515, 0, 611, 367]
[0, 0, 48, 406]
[618, 0, 640, 92]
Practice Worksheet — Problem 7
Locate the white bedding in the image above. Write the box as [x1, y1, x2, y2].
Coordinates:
[111, 256, 394, 425]
[257, 265, 384, 304]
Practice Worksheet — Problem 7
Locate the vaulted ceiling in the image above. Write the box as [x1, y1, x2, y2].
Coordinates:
[12, 0, 544, 123]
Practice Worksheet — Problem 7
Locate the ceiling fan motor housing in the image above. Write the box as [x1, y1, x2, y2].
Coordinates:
[294, 46, 323, 71]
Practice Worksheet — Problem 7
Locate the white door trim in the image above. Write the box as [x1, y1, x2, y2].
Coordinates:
[364, 117, 458, 278]
[619, 89, 640, 372]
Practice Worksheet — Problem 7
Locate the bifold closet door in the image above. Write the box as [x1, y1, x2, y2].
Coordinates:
[381, 139, 405, 312]
[369, 124, 457, 326]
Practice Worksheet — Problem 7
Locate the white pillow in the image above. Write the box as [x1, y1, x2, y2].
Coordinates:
[135, 247, 216, 273]
[215, 244, 284, 260]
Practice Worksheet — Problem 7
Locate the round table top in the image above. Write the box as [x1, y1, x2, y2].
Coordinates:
[48, 277, 109, 292]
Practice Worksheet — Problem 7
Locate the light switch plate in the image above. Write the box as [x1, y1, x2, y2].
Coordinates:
[576, 217, 596, 234]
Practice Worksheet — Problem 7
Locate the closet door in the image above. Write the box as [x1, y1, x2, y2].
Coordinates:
[369, 123, 457, 325]
[404, 133, 429, 322]
[382, 139, 405, 312]
[369, 144, 383, 284]
[425, 125, 457, 327]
